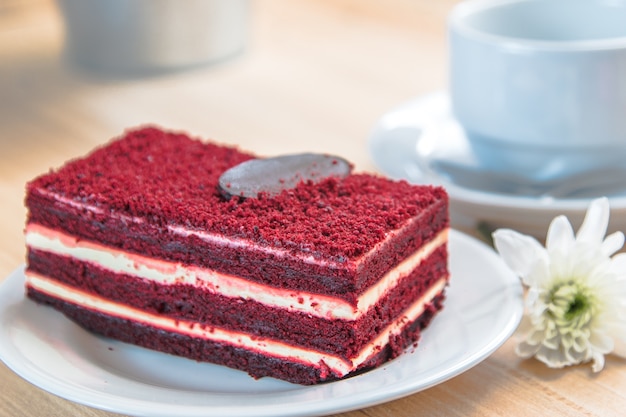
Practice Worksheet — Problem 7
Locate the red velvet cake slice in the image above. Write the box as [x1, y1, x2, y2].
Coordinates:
[24, 126, 449, 385]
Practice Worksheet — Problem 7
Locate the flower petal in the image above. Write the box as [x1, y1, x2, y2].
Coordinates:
[589, 331, 614, 355]
[609, 253, 626, 275]
[576, 197, 609, 244]
[516, 341, 539, 359]
[536, 346, 571, 368]
[546, 214, 574, 253]
[493, 229, 546, 279]
[601, 231, 625, 257]
[611, 252, 626, 270]
[611, 337, 626, 358]
[591, 352, 606, 372]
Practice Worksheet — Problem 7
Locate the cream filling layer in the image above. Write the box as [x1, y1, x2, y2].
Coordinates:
[25, 224, 448, 321]
[25, 272, 448, 377]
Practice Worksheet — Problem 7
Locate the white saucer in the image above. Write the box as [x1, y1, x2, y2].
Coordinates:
[368, 91, 626, 237]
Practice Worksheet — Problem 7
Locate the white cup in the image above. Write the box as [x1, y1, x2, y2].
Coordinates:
[449, 0, 626, 179]
[57, 0, 249, 76]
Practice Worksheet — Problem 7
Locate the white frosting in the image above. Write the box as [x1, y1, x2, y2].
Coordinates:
[25, 224, 448, 320]
[25, 272, 448, 377]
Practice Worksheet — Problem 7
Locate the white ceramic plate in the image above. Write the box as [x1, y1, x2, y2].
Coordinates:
[0, 230, 522, 417]
[368, 91, 626, 237]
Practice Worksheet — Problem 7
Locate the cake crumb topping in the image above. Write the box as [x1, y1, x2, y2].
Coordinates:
[28, 126, 447, 259]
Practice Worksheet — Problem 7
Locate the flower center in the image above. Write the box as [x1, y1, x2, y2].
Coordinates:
[548, 280, 594, 329]
[565, 293, 588, 320]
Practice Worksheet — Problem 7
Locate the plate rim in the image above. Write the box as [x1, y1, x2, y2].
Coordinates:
[0, 230, 523, 417]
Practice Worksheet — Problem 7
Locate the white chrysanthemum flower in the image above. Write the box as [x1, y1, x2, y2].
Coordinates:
[492, 197, 626, 372]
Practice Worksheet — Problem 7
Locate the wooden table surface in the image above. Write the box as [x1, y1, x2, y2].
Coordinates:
[2, 1, 626, 416]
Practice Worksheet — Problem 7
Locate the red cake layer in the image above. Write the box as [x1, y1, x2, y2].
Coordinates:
[27, 288, 444, 385]
[25, 192, 446, 299]
[25, 127, 449, 299]
[27, 244, 447, 358]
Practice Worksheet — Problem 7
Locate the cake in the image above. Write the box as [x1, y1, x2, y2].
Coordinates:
[24, 126, 450, 385]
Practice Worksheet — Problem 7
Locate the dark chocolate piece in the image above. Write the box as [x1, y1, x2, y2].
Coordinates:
[219, 153, 352, 198]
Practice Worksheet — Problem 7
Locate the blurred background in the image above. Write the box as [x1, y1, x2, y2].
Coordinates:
[0, 0, 455, 279]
